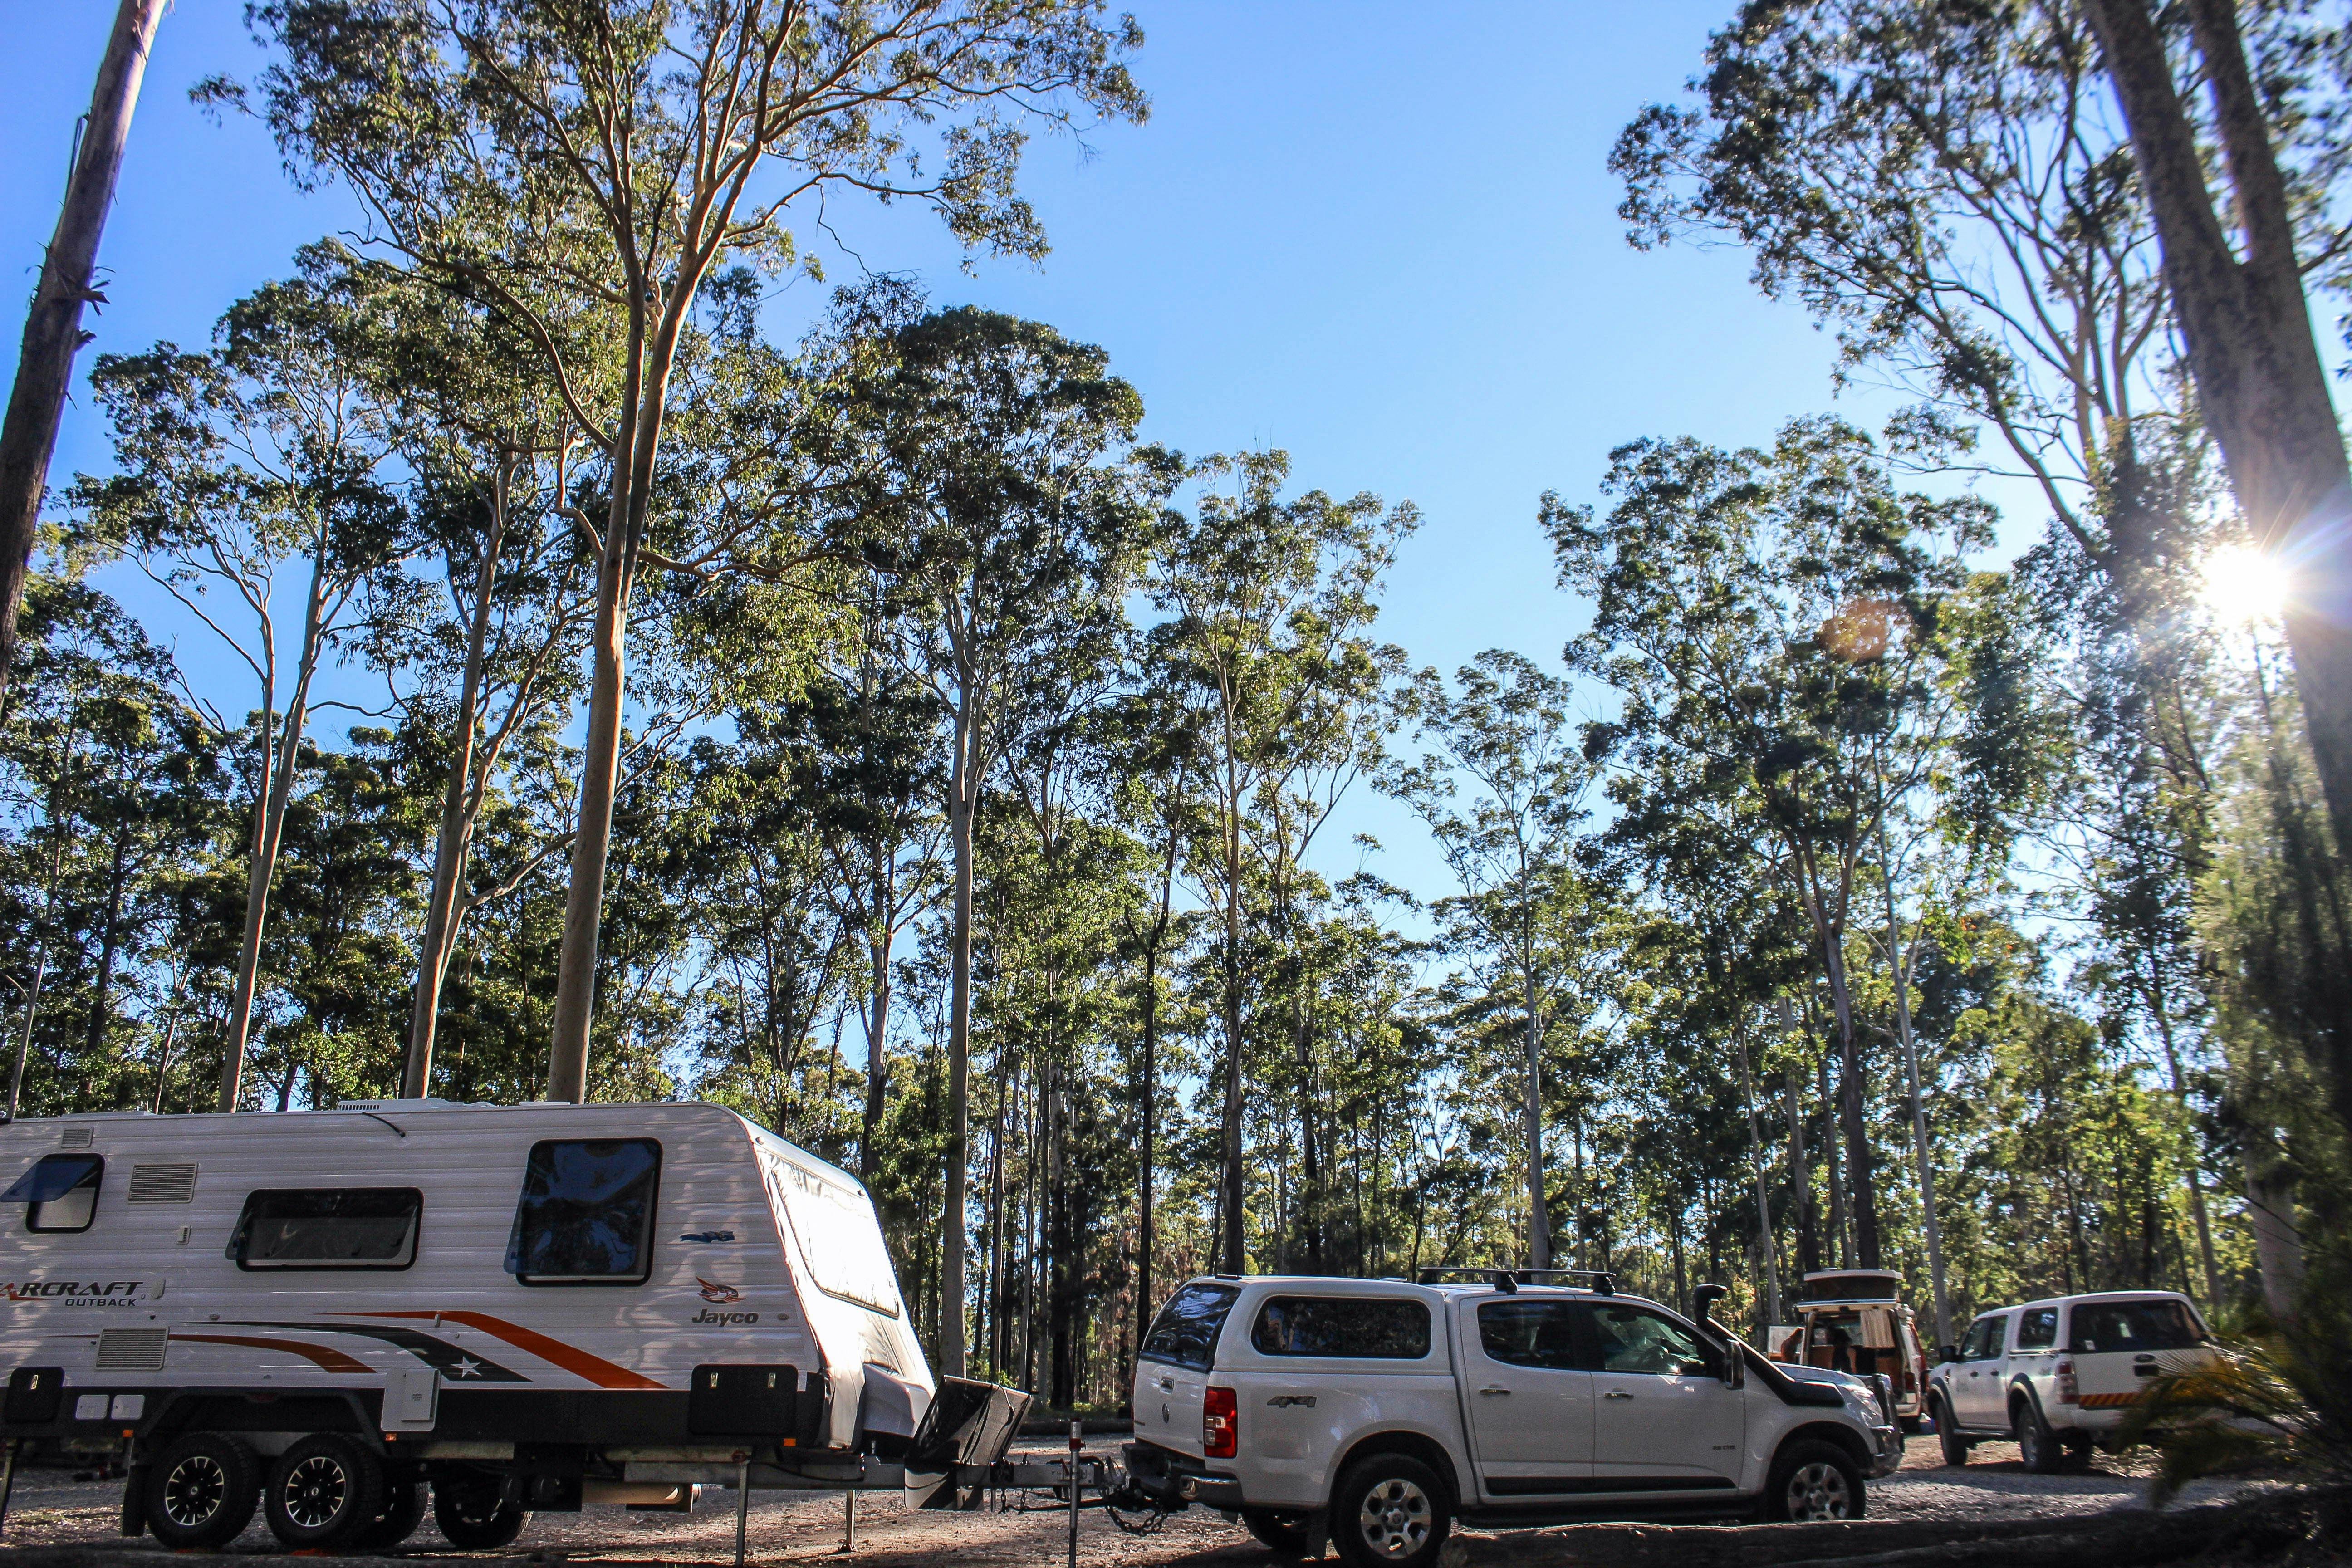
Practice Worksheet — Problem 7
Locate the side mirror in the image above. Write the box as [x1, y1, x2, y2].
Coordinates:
[1936, 1345, 1958, 1366]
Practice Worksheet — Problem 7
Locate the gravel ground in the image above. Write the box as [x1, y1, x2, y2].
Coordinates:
[0, 1436, 2263, 1565]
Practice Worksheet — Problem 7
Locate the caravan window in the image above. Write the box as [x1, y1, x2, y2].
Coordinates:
[5, 1154, 103, 1233]
[771, 1161, 900, 1317]
[506, 1139, 660, 1285]
[230, 1189, 420, 1269]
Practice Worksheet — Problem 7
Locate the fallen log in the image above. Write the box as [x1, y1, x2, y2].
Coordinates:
[1439, 1485, 2328, 1568]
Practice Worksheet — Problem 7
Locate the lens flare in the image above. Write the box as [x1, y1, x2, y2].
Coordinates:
[2199, 543, 2290, 626]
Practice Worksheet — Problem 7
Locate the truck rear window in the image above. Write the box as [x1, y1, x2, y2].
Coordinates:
[2069, 1299, 2203, 1352]
[1142, 1282, 1240, 1370]
[1252, 1296, 1431, 1359]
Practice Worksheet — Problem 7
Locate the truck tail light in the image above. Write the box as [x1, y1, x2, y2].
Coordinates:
[1203, 1386, 1238, 1458]
[2055, 1360, 2078, 1404]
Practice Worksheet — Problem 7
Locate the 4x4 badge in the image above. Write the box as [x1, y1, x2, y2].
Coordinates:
[1268, 1395, 1317, 1408]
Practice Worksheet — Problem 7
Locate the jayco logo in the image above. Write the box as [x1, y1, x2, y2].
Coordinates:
[692, 1308, 761, 1326]
[5, 1279, 142, 1307]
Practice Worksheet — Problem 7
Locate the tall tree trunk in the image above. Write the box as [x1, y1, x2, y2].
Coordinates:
[1879, 816, 1952, 1348]
[1219, 794, 1246, 1274]
[1779, 998, 1822, 1276]
[404, 460, 510, 1098]
[0, 0, 165, 710]
[1817, 935, 1882, 1268]
[4, 833, 68, 1120]
[938, 676, 978, 1377]
[1523, 939, 1552, 1271]
[220, 546, 330, 1111]
[84, 813, 132, 1068]
[1734, 1026, 1782, 1326]
[2089, 1, 2352, 1132]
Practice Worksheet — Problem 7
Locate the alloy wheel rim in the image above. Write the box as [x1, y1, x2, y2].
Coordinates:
[283, 1455, 349, 1529]
[161, 1455, 227, 1526]
[1784, 1461, 1851, 1521]
[1357, 1477, 1431, 1558]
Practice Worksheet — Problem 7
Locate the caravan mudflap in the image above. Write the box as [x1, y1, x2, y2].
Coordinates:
[902, 1377, 1034, 1510]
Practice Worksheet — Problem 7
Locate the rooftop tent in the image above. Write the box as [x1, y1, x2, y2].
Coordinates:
[1800, 1269, 1903, 1303]
[1, 1152, 100, 1203]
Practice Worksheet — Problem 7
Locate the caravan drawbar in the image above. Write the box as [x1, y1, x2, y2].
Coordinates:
[0, 1100, 1032, 1550]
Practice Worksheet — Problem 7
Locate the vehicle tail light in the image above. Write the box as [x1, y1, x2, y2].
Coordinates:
[1203, 1386, 1238, 1458]
[2055, 1360, 2078, 1404]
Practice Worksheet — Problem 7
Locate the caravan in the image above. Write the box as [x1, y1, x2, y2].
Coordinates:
[0, 1100, 1012, 1550]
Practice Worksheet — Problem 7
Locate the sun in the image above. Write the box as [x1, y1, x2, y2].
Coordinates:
[2199, 542, 2291, 626]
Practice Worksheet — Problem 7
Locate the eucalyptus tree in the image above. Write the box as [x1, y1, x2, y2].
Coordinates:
[228, 0, 1147, 1105]
[1386, 651, 1597, 1272]
[838, 303, 1151, 1377]
[1550, 416, 1992, 1270]
[1149, 451, 1414, 1272]
[73, 276, 416, 1111]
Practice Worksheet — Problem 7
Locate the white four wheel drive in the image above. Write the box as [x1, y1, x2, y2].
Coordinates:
[1926, 1290, 2218, 1474]
[1123, 1272, 1901, 1568]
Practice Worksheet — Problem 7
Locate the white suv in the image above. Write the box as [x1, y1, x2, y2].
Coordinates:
[1122, 1273, 1900, 1568]
[1926, 1290, 2217, 1472]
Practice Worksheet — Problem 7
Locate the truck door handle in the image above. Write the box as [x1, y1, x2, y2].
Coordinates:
[1478, 1386, 1511, 1396]
[1603, 1390, 1634, 1400]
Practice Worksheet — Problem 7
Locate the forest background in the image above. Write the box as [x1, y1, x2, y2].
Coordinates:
[2, 0, 2349, 1416]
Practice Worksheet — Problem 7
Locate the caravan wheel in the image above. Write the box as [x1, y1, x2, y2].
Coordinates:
[354, 1472, 425, 1549]
[264, 1434, 386, 1549]
[434, 1468, 530, 1550]
[143, 1432, 260, 1549]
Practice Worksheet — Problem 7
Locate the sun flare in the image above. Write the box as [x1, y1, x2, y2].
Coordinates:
[2199, 542, 2291, 626]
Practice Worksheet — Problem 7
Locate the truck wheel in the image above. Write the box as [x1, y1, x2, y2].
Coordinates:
[1932, 1395, 1970, 1467]
[1333, 1454, 1450, 1568]
[355, 1471, 425, 1549]
[1245, 1508, 1317, 1558]
[1765, 1440, 1865, 1522]
[2014, 1395, 2063, 1475]
[265, 1433, 387, 1548]
[143, 1431, 261, 1550]
[434, 1468, 531, 1549]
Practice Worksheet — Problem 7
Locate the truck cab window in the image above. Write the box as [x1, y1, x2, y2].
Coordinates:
[1584, 1304, 1715, 1377]
[505, 1139, 660, 1285]
[1959, 1316, 2004, 1360]
[2014, 1307, 2058, 1350]
[5, 1153, 103, 1233]
[1477, 1299, 1583, 1370]
[230, 1188, 420, 1269]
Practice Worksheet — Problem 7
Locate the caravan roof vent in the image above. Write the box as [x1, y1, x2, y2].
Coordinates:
[59, 1128, 93, 1148]
[127, 1164, 197, 1203]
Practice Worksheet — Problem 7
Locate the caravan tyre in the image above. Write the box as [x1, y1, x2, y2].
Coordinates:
[265, 1433, 386, 1549]
[144, 1432, 260, 1549]
[355, 1474, 425, 1549]
[434, 1469, 530, 1549]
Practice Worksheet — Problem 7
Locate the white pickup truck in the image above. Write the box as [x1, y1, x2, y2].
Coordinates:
[1926, 1290, 2217, 1473]
[1122, 1272, 1901, 1568]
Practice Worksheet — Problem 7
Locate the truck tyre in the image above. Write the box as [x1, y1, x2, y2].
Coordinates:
[355, 1472, 425, 1549]
[265, 1433, 387, 1549]
[1932, 1395, 1970, 1466]
[1764, 1439, 1866, 1522]
[1333, 1453, 1450, 1568]
[1245, 1508, 1318, 1558]
[2014, 1393, 2063, 1475]
[143, 1431, 261, 1550]
[434, 1468, 531, 1549]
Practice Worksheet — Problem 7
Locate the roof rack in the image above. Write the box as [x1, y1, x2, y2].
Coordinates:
[1415, 1267, 1615, 1296]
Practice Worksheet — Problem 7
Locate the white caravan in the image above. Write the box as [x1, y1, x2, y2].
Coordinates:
[0, 1101, 1012, 1552]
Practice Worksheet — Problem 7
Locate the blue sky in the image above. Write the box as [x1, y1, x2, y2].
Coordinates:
[0, 1, 2018, 919]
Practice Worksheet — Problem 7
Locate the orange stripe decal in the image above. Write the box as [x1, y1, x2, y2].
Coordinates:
[339, 1312, 662, 1390]
[171, 1333, 370, 1374]
[2078, 1392, 2141, 1409]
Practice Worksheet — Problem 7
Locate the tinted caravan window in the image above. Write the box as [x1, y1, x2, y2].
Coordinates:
[4, 1154, 103, 1233]
[1253, 1296, 1431, 1359]
[1141, 1282, 1240, 1371]
[230, 1189, 420, 1269]
[506, 1139, 660, 1284]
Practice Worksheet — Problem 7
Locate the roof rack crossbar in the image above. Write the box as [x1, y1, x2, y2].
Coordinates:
[1414, 1267, 1617, 1296]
